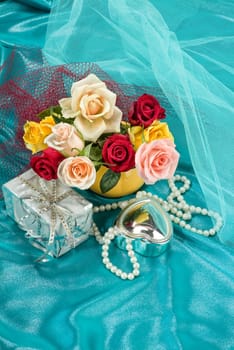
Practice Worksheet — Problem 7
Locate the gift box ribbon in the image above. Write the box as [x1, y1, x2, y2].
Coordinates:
[18, 174, 75, 250]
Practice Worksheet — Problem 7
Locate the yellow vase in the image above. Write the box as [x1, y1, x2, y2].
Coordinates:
[90, 166, 144, 198]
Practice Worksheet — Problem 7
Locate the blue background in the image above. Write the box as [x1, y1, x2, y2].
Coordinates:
[0, 1, 233, 349]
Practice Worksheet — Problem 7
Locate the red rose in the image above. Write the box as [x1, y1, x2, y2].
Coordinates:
[128, 94, 165, 127]
[102, 134, 135, 172]
[30, 148, 65, 180]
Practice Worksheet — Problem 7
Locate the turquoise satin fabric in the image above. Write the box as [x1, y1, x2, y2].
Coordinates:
[0, 1, 234, 349]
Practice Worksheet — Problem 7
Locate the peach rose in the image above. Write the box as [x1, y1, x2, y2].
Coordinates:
[59, 74, 122, 142]
[44, 123, 84, 157]
[135, 139, 179, 184]
[57, 156, 96, 190]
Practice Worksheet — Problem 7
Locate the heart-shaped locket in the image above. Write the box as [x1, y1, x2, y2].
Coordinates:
[115, 196, 173, 256]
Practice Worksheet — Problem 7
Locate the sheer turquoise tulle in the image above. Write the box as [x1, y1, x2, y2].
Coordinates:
[43, 0, 234, 246]
[1, 1, 234, 349]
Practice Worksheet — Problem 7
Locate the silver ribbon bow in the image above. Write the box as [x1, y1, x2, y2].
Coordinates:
[18, 174, 75, 251]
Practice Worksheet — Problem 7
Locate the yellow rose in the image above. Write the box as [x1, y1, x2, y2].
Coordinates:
[23, 116, 55, 154]
[40, 116, 56, 135]
[128, 125, 144, 150]
[144, 121, 174, 143]
[129, 121, 174, 150]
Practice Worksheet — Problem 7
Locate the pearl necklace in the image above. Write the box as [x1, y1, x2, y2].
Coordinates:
[92, 174, 223, 280]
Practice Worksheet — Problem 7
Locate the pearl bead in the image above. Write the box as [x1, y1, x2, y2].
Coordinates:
[176, 202, 183, 209]
[179, 220, 186, 227]
[121, 272, 127, 279]
[183, 204, 189, 211]
[133, 262, 140, 269]
[116, 269, 122, 276]
[130, 256, 137, 263]
[182, 213, 191, 220]
[106, 262, 112, 269]
[173, 217, 180, 224]
[119, 201, 128, 208]
[133, 269, 140, 276]
[111, 266, 117, 273]
[103, 257, 109, 264]
[128, 273, 135, 280]
[102, 251, 108, 258]
[128, 250, 134, 257]
[209, 229, 216, 236]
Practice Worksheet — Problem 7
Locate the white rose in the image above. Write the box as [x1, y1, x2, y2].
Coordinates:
[44, 123, 84, 157]
[59, 74, 122, 142]
[57, 156, 96, 190]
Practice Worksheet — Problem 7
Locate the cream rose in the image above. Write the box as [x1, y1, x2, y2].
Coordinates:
[44, 123, 84, 157]
[135, 139, 179, 184]
[59, 74, 122, 142]
[57, 156, 96, 190]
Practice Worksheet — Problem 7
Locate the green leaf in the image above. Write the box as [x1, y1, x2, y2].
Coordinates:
[53, 115, 75, 125]
[37, 108, 51, 120]
[100, 169, 121, 193]
[50, 105, 62, 115]
[37, 105, 62, 120]
[37, 105, 75, 125]
[120, 122, 130, 134]
[90, 145, 102, 161]
[83, 143, 93, 158]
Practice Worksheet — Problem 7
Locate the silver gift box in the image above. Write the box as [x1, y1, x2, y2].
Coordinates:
[2, 169, 93, 259]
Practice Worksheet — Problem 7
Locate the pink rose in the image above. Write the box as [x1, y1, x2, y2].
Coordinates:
[30, 148, 65, 180]
[57, 156, 96, 190]
[135, 139, 179, 184]
[128, 94, 166, 127]
[44, 123, 84, 157]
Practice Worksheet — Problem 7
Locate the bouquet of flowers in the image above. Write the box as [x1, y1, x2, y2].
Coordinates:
[23, 74, 179, 195]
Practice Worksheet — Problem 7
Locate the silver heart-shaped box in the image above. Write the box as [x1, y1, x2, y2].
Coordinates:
[115, 196, 173, 257]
